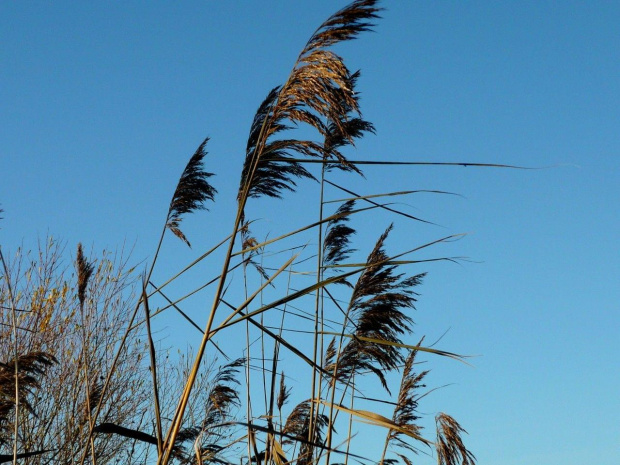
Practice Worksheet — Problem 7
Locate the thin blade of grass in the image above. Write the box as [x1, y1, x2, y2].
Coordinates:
[323, 256, 463, 269]
[325, 180, 436, 225]
[313, 400, 433, 446]
[319, 332, 469, 364]
[323, 189, 461, 204]
[270, 158, 531, 169]
[140, 280, 163, 456]
[322, 232, 467, 269]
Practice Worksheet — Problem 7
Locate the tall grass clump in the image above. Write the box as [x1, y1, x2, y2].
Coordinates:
[0, 1, 508, 464]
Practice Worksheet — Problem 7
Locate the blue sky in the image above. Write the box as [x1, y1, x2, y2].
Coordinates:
[1, 1, 619, 464]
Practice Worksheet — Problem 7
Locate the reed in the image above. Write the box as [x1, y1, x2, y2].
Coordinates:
[0, 2, 491, 464]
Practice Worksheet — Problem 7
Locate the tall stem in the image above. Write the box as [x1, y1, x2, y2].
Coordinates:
[142, 281, 163, 457]
[308, 163, 327, 450]
[78, 284, 97, 465]
[343, 376, 355, 465]
[158, 198, 247, 465]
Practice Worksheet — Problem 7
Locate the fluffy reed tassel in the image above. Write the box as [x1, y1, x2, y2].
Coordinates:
[166, 137, 217, 247]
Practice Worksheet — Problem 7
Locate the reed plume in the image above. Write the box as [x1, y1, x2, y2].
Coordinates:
[166, 138, 217, 247]
[0, 352, 56, 442]
[283, 400, 330, 465]
[322, 200, 357, 270]
[238, 0, 381, 211]
[323, 70, 375, 175]
[203, 358, 243, 426]
[435, 413, 476, 465]
[390, 344, 428, 447]
[276, 372, 291, 412]
[380, 342, 429, 463]
[328, 226, 426, 392]
[76, 243, 94, 310]
[86, 381, 104, 415]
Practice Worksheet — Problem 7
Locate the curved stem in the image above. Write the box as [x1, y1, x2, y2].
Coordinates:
[308, 163, 327, 457]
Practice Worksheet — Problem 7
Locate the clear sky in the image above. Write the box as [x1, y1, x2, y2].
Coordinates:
[1, 1, 619, 464]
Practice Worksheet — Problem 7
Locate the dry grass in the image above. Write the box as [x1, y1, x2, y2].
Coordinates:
[0, 2, 484, 464]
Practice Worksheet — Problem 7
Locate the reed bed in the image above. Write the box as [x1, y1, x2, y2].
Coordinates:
[0, 2, 486, 464]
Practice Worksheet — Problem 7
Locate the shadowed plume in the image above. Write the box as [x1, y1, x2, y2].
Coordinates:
[0, 351, 57, 441]
[277, 371, 291, 411]
[283, 400, 330, 465]
[203, 358, 243, 427]
[240, 221, 270, 281]
[166, 137, 217, 247]
[327, 226, 426, 392]
[76, 243, 94, 309]
[323, 200, 357, 270]
[86, 381, 103, 415]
